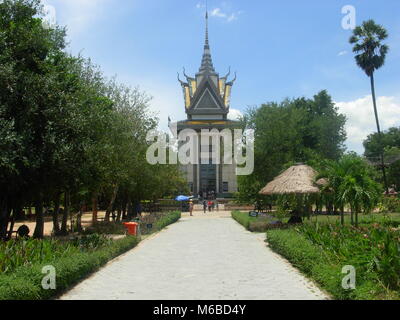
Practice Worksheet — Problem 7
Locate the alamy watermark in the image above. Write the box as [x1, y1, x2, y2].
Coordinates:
[146, 125, 254, 176]
[41, 265, 56, 290]
[342, 265, 356, 290]
[341, 5, 356, 30]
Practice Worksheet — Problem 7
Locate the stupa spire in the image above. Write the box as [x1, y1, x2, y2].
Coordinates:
[199, 9, 216, 74]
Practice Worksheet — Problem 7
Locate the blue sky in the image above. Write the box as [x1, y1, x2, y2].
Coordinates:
[42, 0, 400, 154]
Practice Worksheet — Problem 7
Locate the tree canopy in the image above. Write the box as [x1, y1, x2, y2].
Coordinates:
[0, 0, 187, 239]
[237, 90, 347, 204]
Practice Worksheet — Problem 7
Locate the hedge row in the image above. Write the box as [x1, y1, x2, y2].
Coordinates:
[154, 211, 181, 231]
[231, 211, 288, 232]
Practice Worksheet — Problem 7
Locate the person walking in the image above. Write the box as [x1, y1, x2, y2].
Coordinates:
[189, 201, 194, 217]
[208, 200, 212, 213]
[203, 200, 207, 214]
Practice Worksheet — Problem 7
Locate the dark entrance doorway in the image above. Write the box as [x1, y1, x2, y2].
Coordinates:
[200, 164, 217, 196]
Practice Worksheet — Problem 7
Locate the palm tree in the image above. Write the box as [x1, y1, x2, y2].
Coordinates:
[339, 174, 381, 227]
[318, 155, 382, 226]
[350, 20, 389, 193]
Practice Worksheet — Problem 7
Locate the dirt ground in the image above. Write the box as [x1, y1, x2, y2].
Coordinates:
[12, 211, 108, 238]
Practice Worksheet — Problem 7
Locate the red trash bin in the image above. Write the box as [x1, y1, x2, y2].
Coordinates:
[123, 222, 139, 236]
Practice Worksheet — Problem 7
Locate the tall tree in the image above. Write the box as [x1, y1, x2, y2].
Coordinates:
[350, 19, 389, 193]
[237, 91, 346, 203]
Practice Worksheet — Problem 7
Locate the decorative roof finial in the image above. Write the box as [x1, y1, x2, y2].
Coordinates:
[198, 1, 216, 75]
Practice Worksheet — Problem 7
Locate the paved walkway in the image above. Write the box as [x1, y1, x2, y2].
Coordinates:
[60, 211, 328, 300]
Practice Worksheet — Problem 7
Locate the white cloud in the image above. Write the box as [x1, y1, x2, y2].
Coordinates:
[338, 50, 348, 56]
[42, 4, 57, 27]
[194, 2, 242, 23]
[336, 95, 400, 154]
[210, 8, 241, 22]
[228, 108, 243, 121]
[42, 0, 110, 36]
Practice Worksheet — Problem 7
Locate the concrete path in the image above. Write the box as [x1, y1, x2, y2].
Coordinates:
[60, 211, 328, 300]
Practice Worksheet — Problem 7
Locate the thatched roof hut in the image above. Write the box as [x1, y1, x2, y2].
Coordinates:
[259, 164, 321, 195]
[316, 178, 329, 187]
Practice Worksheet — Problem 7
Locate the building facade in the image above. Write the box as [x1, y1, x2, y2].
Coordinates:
[172, 12, 240, 199]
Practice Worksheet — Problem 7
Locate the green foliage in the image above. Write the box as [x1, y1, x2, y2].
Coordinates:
[0, 234, 114, 274]
[349, 19, 389, 77]
[153, 211, 181, 231]
[364, 127, 400, 188]
[299, 222, 400, 291]
[231, 211, 287, 232]
[0, 236, 139, 300]
[267, 225, 400, 300]
[0, 238, 78, 274]
[0, 0, 187, 238]
[83, 222, 127, 236]
[237, 91, 346, 203]
[231, 211, 251, 230]
[317, 154, 383, 225]
[381, 197, 400, 213]
[71, 234, 112, 251]
[0, 209, 181, 300]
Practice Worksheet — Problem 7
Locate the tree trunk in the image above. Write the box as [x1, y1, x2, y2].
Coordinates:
[370, 73, 389, 194]
[340, 206, 345, 226]
[7, 211, 15, 240]
[92, 193, 98, 225]
[0, 199, 9, 241]
[52, 193, 61, 235]
[61, 191, 70, 235]
[122, 198, 127, 220]
[76, 202, 84, 233]
[116, 207, 122, 222]
[127, 196, 133, 221]
[33, 201, 44, 239]
[105, 185, 119, 222]
[355, 211, 359, 228]
[350, 208, 354, 226]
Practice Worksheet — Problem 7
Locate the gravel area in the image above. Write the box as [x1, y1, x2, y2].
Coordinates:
[60, 212, 329, 300]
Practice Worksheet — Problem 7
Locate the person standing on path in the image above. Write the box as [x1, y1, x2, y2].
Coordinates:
[189, 201, 194, 217]
[203, 200, 207, 214]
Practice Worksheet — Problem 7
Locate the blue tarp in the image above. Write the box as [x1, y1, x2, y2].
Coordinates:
[175, 195, 190, 201]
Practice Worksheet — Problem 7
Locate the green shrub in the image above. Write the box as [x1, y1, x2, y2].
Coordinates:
[0, 239, 79, 274]
[299, 223, 400, 290]
[267, 224, 400, 300]
[232, 211, 286, 232]
[71, 234, 112, 251]
[153, 211, 181, 231]
[83, 222, 126, 235]
[0, 236, 139, 300]
[381, 197, 400, 213]
[0, 211, 182, 300]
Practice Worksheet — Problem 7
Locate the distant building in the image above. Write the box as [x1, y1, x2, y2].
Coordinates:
[171, 12, 240, 199]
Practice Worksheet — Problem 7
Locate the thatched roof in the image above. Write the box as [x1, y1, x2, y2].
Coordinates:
[259, 164, 321, 195]
[316, 178, 329, 187]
